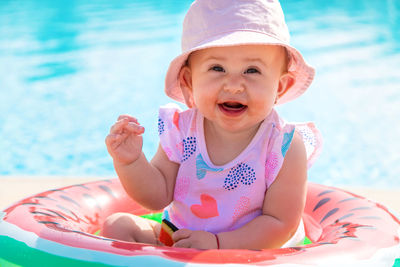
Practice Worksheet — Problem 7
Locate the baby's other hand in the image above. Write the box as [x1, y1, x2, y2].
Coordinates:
[172, 229, 218, 249]
[105, 115, 145, 165]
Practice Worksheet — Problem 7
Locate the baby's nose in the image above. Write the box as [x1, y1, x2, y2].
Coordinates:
[223, 74, 245, 94]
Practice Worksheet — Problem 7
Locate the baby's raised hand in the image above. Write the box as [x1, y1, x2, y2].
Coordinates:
[105, 115, 145, 165]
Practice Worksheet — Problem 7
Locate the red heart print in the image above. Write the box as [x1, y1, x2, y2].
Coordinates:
[191, 194, 219, 219]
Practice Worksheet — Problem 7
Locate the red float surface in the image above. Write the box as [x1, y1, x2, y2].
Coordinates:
[2, 179, 400, 265]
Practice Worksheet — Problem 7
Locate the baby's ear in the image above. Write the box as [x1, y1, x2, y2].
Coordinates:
[179, 66, 195, 108]
[277, 72, 296, 100]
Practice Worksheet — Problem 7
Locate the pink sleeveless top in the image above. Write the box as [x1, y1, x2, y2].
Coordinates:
[158, 103, 322, 234]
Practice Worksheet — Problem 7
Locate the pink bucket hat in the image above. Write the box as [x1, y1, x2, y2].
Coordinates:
[165, 0, 315, 105]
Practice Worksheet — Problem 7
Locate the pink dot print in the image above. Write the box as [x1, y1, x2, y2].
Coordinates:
[174, 176, 190, 202]
[176, 142, 184, 155]
[265, 152, 279, 181]
[232, 196, 250, 223]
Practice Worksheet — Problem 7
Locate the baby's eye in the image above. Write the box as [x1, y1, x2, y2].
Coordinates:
[210, 66, 225, 72]
[245, 68, 260, 74]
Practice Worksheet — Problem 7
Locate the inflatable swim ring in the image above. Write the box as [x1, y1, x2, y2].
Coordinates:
[0, 179, 399, 266]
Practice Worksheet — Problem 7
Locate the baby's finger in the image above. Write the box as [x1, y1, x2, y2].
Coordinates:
[118, 114, 139, 124]
[125, 122, 145, 135]
[172, 229, 192, 242]
[109, 119, 128, 134]
[173, 239, 191, 248]
[105, 134, 125, 154]
[105, 133, 117, 146]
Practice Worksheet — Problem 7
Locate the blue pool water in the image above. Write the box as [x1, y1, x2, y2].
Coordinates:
[0, 0, 399, 188]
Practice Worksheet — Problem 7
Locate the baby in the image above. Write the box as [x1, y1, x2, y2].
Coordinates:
[102, 0, 322, 250]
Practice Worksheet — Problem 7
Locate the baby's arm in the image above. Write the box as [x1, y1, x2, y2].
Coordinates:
[217, 132, 307, 249]
[106, 115, 179, 210]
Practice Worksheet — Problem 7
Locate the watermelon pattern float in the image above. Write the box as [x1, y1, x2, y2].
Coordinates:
[0, 179, 399, 266]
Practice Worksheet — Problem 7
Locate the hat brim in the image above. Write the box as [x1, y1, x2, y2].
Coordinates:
[165, 30, 315, 105]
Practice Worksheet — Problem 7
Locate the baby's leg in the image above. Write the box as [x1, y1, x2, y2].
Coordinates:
[101, 212, 161, 245]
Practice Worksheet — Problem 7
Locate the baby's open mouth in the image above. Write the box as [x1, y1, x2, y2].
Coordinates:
[218, 102, 247, 115]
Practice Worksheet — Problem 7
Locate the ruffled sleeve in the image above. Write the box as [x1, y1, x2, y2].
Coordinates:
[158, 103, 184, 163]
[264, 112, 323, 187]
[295, 122, 323, 168]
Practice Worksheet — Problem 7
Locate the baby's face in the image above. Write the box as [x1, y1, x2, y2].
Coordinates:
[181, 45, 292, 133]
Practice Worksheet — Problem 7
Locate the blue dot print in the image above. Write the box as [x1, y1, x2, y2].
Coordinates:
[158, 118, 165, 135]
[181, 137, 197, 162]
[223, 163, 256, 191]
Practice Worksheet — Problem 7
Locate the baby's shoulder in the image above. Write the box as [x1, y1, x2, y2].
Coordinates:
[158, 104, 197, 136]
[159, 103, 193, 120]
[268, 109, 322, 168]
